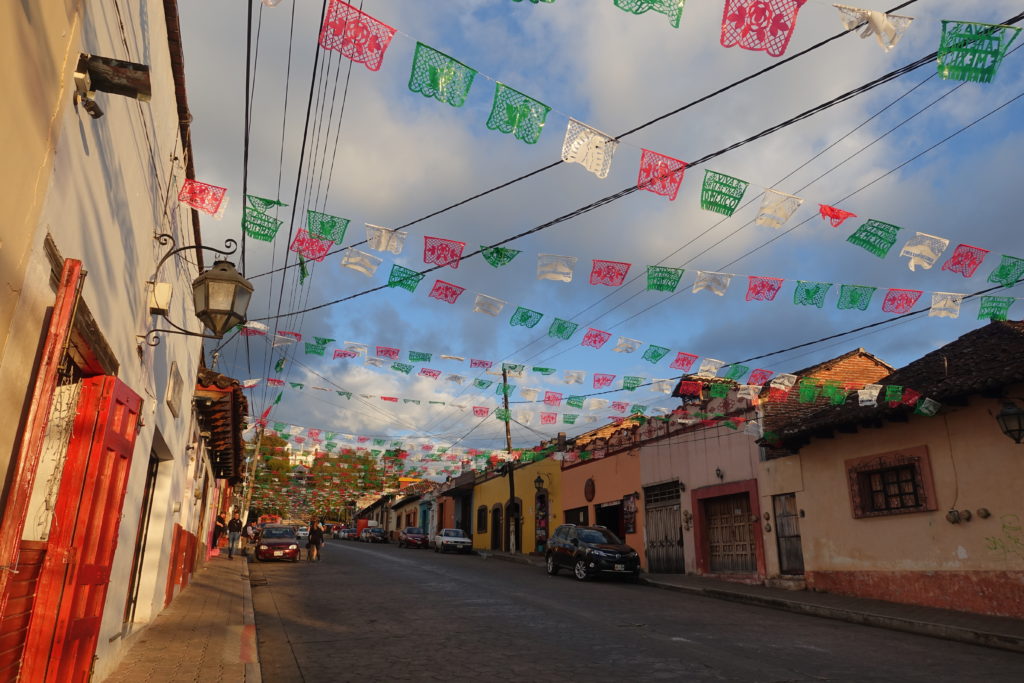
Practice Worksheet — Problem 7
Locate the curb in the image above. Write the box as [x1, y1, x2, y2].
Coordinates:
[239, 559, 263, 682]
[639, 578, 1024, 655]
[476, 551, 544, 568]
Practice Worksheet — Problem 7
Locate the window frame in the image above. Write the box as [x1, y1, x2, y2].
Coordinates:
[476, 505, 488, 533]
[845, 445, 937, 519]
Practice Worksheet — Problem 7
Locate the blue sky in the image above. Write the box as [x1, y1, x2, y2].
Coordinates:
[178, 1, 1024, 463]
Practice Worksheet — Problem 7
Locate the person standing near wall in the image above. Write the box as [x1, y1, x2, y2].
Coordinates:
[227, 512, 243, 560]
[212, 513, 226, 550]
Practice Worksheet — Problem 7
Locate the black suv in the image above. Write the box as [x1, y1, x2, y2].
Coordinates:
[545, 524, 640, 581]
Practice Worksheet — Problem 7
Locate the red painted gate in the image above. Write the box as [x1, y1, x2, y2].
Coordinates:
[20, 375, 142, 682]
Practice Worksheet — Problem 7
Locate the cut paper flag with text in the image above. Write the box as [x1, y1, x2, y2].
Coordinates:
[561, 119, 618, 179]
[834, 5, 914, 52]
[937, 20, 1020, 84]
[242, 194, 287, 242]
[847, 219, 901, 258]
[701, 170, 748, 217]
[647, 266, 684, 292]
[318, 0, 397, 72]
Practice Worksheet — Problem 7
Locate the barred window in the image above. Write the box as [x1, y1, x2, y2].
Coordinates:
[846, 446, 936, 519]
[477, 506, 487, 533]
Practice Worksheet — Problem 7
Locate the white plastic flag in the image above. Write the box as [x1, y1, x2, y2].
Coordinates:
[473, 293, 506, 317]
[697, 358, 724, 378]
[744, 420, 764, 437]
[242, 378, 262, 388]
[516, 411, 534, 425]
[834, 4, 914, 52]
[561, 118, 619, 179]
[858, 383, 882, 406]
[900, 232, 949, 271]
[343, 341, 368, 356]
[537, 254, 577, 282]
[692, 271, 733, 296]
[440, 355, 465, 362]
[770, 373, 798, 390]
[519, 387, 540, 402]
[272, 334, 297, 347]
[612, 337, 643, 353]
[364, 357, 386, 367]
[341, 247, 382, 277]
[737, 385, 760, 400]
[587, 398, 609, 411]
[652, 379, 674, 394]
[446, 374, 466, 385]
[929, 292, 964, 318]
[364, 224, 408, 254]
[756, 189, 804, 229]
[563, 370, 585, 385]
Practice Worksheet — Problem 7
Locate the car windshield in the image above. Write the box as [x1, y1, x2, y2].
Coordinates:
[262, 528, 295, 539]
[405, 528, 423, 534]
[578, 528, 621, 544]
[298, 526, 308, 532]
[442, 529, 465, 537]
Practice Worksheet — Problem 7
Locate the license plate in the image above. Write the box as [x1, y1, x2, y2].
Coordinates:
[614, 563, 625, 571]
[274, 550, 283, 556]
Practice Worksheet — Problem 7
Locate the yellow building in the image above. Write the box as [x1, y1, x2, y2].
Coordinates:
[471, 457, 562, 555]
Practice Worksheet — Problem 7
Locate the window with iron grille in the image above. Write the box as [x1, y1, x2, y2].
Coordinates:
[846, 446, 936, 519]
[477, 506, 487, 533]
[643, 481, 680, 505]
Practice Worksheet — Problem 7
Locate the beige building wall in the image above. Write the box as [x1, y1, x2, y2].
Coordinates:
[641, 419, 762, 574]
[760, 394, 1024, 617]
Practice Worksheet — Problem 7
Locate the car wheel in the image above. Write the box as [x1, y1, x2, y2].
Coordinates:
[546, 554, 559, 576]
[573, 558, 590, 581]
[292, 555, 299, 563]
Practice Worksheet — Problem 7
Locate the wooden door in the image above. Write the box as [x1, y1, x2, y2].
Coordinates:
[705, 494, 755, 573]
[773, 493, 804, 575]
[644, 482, 683, 573]
[21, 376, 142, 683]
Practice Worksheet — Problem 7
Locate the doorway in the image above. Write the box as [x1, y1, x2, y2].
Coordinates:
[594, 500, 623, 538]
[704, 493, 756, 573]
[564, 506, 589, 526]
[644, 482, 684, 573]
[773, 493, 804, 575]
[490, 506, 502, 550]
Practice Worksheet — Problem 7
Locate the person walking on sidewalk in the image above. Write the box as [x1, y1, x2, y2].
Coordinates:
[212, 513, 226, 550]
[227, 512, 243, 560]
[307, 518, 325, 562]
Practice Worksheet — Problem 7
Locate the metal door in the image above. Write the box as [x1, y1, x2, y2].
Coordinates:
[705, 494, 755, 573]
[21, 375, 142, 682]
[772, 493, 804, 575]
[643, 483, 683, 573]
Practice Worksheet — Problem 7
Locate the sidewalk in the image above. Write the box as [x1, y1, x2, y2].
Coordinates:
[102, 553, 260, 683]
[479, 551, 1024, 654]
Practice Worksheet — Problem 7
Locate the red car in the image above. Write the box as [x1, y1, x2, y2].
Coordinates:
[255, 525, 301, 562]
[398, 526, 428, 548]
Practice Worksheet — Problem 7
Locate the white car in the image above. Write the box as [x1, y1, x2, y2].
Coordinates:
[433, 528, 472, 554]
[295, 526, 309, 540]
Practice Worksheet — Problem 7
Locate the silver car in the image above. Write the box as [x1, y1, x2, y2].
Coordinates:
[433, 528, 472, 553]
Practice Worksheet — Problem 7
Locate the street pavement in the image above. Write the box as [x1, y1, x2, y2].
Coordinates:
[248, 540, 1024, 682]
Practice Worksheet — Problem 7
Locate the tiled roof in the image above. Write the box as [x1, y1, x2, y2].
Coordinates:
[761, 348, 893, 434]
[775, 321, 1024, 444]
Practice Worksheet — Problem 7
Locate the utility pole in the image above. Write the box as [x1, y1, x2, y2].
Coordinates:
[240, 427, 265, 526]
[503, 367, 517, 554]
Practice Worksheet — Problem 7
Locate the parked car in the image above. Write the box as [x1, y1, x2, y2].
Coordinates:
[295, 526, 310, 540]
[340, 528, 359, 540]
[398, 527, 428, 548]
[332, 526, 350, 539]
[545, 524, 640, 581]
[360, 527, 387, 543]
[254, 525, 301, 562]
[433, 528, 472, 553]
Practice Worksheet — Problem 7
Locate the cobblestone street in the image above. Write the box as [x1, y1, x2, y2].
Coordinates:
[248, 541, 1024, 682]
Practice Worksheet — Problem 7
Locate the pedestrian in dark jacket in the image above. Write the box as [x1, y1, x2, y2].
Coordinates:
[212, 513, 226, 550]
[307, 519, 325, 562]
[227, 512, 243, 560]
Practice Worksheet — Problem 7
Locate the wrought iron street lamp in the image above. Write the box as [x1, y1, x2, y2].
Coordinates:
[995, 401, 1024, 444]
[140, 233, 254, 346]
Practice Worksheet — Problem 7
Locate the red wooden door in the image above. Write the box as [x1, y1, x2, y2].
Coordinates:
[21, 375, 142, 683]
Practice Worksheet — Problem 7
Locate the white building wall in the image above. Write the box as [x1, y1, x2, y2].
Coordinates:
[0, 2, 217, 679]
